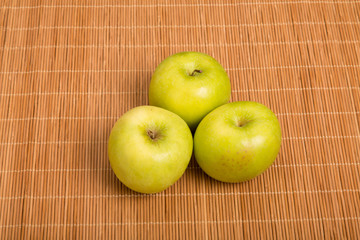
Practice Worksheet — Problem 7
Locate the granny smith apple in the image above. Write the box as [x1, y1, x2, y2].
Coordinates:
[194, 101, 281, 183]
[108, 106, 193, 193]
[149, 51, 231, 131]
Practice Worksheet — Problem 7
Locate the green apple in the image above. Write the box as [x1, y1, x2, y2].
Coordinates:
[194, 101, 281, 183]
[149, 51, 231, 131]
[108, 106, 193, 193]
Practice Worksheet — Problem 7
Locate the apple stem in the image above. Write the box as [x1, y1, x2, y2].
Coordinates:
[189, 69, 202, 76]
[147, 129, 158, 141]
[148, 130, 156, 140]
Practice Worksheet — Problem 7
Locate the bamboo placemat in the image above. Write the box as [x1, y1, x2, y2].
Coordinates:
[0, 0, 359, 238]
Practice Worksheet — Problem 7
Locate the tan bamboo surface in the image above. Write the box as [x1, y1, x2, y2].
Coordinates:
[0, 0, 360, 239]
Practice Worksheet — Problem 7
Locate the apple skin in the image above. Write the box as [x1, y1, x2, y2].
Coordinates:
[108, 106, 193, 194]
[149, 52, 231, 131]
[194, 101, 281, 183]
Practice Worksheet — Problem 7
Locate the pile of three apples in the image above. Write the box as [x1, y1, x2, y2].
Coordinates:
[108, 52, 281, 194]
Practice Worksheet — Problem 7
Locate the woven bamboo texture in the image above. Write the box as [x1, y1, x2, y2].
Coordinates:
[0, 0, 360, 239]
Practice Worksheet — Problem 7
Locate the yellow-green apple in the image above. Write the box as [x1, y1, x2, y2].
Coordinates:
[149, 52, 231, 131]
[108, 106, 193, 193]
[194, 101, 281, 182]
